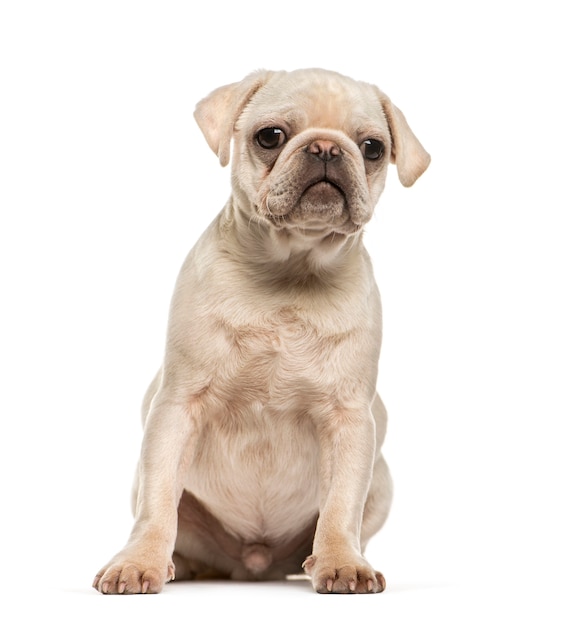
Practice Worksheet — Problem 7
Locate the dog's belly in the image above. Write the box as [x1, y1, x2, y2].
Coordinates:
[184, 399, 320, 544]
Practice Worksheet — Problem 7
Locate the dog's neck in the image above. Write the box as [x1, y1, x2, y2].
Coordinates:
[219, 198, 367, 289]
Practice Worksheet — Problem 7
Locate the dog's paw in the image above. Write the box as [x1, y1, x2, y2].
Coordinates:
[302, 554, 385, 594]
[93, 553, 175, 594]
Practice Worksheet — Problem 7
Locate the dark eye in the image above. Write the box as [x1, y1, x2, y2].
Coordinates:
[256, 127, 286, 149]
[361, 138, 385, 160]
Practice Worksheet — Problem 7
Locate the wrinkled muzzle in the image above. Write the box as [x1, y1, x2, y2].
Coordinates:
[257, 130, 374, 235]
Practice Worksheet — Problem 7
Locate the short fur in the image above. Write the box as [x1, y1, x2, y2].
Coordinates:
[93, 68, 430, 595]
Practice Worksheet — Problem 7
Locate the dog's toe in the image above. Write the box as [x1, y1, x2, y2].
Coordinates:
[303, 553, 385, 594]
[94, 556, 175, 594]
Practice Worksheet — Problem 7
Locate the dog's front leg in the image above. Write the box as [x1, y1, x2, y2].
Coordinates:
[304, 406, 385, 594]
[94, 398, 196, 594]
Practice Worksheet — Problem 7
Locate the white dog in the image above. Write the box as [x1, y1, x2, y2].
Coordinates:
[94, 68, 430, 595]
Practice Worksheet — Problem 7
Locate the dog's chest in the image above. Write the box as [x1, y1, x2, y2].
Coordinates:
[210, 303, 346, 404]
[183, 301, 364, 540]
[189, 308, 324, 538]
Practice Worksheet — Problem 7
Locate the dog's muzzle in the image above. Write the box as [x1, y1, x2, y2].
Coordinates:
[261, 136, 371, 234]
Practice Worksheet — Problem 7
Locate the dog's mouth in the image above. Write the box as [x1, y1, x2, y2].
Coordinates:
[299, 179, 346, 211]
[303, 179, 345, 198]
[260, 151, 372, 236]
[264, 179, 363, 237]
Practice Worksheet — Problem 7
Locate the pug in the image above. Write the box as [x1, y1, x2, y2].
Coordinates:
[93, 68, 430, 595]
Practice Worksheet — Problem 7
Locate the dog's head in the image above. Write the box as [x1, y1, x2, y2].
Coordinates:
[195, 68, 430, 241]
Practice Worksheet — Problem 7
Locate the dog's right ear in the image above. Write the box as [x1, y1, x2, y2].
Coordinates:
[194, 70, 274, 167]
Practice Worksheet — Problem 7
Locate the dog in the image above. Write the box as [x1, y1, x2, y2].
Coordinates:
[93, 68, 430, 595]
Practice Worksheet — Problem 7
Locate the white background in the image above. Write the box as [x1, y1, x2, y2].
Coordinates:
[1, 1, 576, 624]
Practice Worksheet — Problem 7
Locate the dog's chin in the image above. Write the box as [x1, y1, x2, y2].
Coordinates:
[264, 182, 363, 237]
[299, 181, 346, 214]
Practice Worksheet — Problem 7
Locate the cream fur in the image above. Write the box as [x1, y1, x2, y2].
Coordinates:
[93, 68, 429, 595]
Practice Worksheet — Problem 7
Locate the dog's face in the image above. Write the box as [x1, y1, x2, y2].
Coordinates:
[195, 69, 430, 241]
[237, 71, 393, 237]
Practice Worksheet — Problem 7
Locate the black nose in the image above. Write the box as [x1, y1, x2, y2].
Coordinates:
[307, 139, 342, 162]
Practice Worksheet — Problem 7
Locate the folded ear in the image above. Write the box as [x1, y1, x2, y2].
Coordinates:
[377, 90, 431, 187]
[194, 70, 274, 167]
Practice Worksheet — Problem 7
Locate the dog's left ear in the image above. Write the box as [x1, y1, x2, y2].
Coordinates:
[194, 70, 275, 167]
[376, 90, 431, 187]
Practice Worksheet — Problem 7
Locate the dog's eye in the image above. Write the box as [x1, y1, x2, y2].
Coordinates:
[361, 139, 385, 161]
[256, 127, 286, 149]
